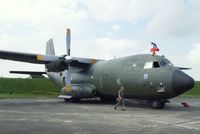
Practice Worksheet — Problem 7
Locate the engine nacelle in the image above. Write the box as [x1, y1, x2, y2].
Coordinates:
[61, 84, 96, 98]
[45, 60, 68, 72]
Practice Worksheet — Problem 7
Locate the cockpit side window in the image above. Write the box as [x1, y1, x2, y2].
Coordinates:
[160, 60, 167, 66]
[153, 61, 160, 68]
[144, 62, 153, 69]
[160, 58, 174, 66]
[144, 61, 160, 69]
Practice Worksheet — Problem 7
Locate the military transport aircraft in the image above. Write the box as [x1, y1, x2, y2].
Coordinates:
[0, 29, 195, 109]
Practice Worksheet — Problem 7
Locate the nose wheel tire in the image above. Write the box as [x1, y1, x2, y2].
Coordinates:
[151, 100, 166, 109]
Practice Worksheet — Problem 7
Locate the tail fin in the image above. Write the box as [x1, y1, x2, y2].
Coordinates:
[46, 39, 55, 55]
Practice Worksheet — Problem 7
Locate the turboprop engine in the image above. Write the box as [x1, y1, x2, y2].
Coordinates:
[61, 84, 96, 98]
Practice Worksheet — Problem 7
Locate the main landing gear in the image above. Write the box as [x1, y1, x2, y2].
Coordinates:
[151, 100, 166, 109]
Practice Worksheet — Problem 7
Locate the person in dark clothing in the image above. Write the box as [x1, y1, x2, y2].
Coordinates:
[114, 86, 126, 110]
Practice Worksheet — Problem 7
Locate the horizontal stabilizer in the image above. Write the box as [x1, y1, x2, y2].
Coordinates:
[10, 71, 46, 75]
[10, 71, 46, 78]
[176, 67, 191, 70]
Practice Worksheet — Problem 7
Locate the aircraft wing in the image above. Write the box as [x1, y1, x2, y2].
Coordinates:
[0, 50, 59, 64]
[0, 50, 101, 68]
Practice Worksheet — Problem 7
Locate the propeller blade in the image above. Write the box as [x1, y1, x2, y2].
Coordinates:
[65, 66, 72, 92]
[65, 28, 72, 92]
[66, 28, 71, 56]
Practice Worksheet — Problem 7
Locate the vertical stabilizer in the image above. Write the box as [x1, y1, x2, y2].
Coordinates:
[46, 39, 55, 55]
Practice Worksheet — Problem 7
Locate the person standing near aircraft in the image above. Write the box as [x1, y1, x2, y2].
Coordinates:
[115, 86, 126, 110]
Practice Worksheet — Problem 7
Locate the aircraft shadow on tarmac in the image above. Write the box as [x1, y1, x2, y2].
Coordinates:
[0, 99, 61, 107]
[0, 98, 199, 112]
[64, 98, 200, 112]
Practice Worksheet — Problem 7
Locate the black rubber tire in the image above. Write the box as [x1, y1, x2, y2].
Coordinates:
[151, 100, 165, 109]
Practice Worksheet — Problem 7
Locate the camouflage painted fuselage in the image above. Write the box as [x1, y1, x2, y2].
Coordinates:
[47, 54, 194, 100]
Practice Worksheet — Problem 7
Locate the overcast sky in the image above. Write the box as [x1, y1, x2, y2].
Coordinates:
[0, 0, 200, 80]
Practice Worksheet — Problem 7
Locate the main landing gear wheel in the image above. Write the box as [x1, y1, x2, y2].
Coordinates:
[151, 100, 166, 109]
[100, 96, 115, 103]
[64, 98, 72, 102]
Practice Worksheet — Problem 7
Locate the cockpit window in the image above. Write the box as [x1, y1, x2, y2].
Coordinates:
[153, 61, 160, 68]
[144, 58, 174, 69]
[144, 62, 153, 69]
[169, 62, 174, 66]
[160, 59, 167, 66]
[162, 58, 174, 67]
[144, 61, 160, 69]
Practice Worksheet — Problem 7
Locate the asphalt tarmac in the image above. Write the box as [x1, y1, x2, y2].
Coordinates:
[0, 97, 200, 134]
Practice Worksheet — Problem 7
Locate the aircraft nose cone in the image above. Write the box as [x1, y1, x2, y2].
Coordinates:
[172, 70, 195, 95]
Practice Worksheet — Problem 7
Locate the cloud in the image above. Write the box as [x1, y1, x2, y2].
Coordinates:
[0, 0, 91, 53]
[144, 0, 200, 38]
[186, 43, 200, 80]
[84, 0, 155, 22]
[186, 43, 200, 66]
[83, 0, 200, 39]
[0, 0, 200, 80]
[73, 38, 140, 59]
[0, 60, 44, 78]
[112, 24, 121, 32]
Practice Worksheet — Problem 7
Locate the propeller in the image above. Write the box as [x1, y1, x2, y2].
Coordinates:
[65, 28, 72, 92]
[43, 28, 96, 92]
